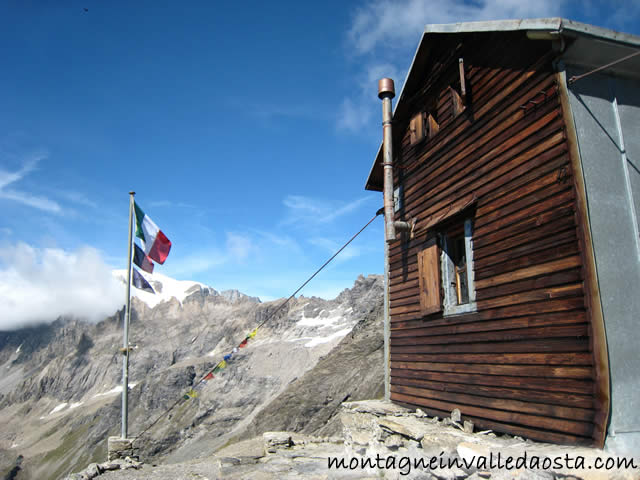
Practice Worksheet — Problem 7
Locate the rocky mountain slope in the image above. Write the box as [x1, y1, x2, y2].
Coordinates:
[0, 273, 383, 480]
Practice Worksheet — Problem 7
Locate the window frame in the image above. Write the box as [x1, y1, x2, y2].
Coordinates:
[439, 218, 477, 316]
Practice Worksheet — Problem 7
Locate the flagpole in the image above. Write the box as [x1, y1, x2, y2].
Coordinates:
[122, 191, 135, 439]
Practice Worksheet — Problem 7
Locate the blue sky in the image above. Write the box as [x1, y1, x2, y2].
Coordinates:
[1, 1, 639, 328]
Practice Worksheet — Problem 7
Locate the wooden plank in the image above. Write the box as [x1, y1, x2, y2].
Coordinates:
[389, 392, 593, 437]
[389, 142, 570, 260]
[475, 256, 581, 289]
[390, 324, 588, 346]
[391, 310, 587, 335]
[400, 75, 560, 202]
[391, 368, 593, 394]
[474, 170, 572, 227]
[391, 296, 585, 324]
[474, 228, 576, 271]
[415, 192, 476, 235]
[405, 110, 563, 222]
[475, 268, 582, 301]
[391, 384, 594, 421]
[473, 215, 577, 264]
[392, 397, 593, 446]
[475, 241, 580, 281]
[390, 352, 592, 366]
[473, 189, 576, 239]
[392, 337, 590, 355]
[390, 361, 593, 379]
[475, 283, 583, 310]
[401, 64, 556, 186]
[390, 292, 419, 308]
[392, 377, 594, 408]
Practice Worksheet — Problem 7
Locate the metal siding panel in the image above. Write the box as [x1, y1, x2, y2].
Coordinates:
[615, 77, 640, 236]
[567, 69, 640, 447]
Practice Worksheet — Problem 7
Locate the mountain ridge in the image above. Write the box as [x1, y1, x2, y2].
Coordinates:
[0, 273, 384, 479]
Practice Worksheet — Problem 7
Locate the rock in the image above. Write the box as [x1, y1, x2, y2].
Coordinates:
[384, 434, 405, 450]
[432, 466, 468, 480]
[378, 417, 427, 441]
[99, 461, 121, 471]
[263, 432, 293, 454]
[451, 408, 461, 423]
[465, 473, 491, 480]
[107, 436, 139, 461]
[415, 408, 428, 418]
[464, 420, 474, 433]
[457, 441, 491, 469]
[84, 463, 101, 478]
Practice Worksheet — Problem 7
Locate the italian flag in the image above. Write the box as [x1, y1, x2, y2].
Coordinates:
[134, 202, 172, 264]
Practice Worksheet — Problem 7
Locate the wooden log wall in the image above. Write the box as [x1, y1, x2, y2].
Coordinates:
[388, 32, 605, 446]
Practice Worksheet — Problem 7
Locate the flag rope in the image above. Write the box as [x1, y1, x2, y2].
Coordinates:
[131, 209, 382, 444]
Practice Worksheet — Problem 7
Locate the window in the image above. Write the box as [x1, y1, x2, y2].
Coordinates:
[440, 218, 476, 315]
[417, 216, 476, 317]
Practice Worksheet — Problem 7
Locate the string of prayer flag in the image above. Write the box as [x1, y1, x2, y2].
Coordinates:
[182, 325, 262, 402]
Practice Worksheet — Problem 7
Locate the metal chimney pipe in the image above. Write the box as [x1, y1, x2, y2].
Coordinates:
[379, 78, 396, 243]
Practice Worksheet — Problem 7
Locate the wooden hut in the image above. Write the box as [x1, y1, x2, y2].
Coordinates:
[364, 18, 640, 454]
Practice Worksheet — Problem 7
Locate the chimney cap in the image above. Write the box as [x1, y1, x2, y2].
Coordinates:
[378, 78, 395, 99]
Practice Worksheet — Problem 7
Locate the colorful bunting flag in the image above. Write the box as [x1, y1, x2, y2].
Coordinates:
[239, 339, 248, 348]
[186, 389, 198, 398]
[133, 243, 154, 273]
[218, 360, 227, 369]
[204, 372, 214, 381]
[132, 267, 155, 293]
[248, 328, 258, 339]
[223, 353, 232, 361]
[232, 347, 238, 354]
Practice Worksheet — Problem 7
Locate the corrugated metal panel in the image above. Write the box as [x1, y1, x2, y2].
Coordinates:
[567, 69, 640, 455]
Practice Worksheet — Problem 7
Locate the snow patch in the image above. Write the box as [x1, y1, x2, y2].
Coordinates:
[69, 402, 84, 409]
[15, 343, 22, 354]
[112, 270, 215, 308]
[297, 312, 344, 328]
[92, 383, 137, 398]
[304, 328, 352, 348]
[50, 402, 68, 414]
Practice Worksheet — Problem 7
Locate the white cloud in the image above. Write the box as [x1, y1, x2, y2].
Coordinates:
[348, 0, 565, 54]
[308, 237, 361, 262]
[0, 189, 62, 213]
[282, 195, 371, 225]
[226, 232, 253, 262]
[341, 0, 566, 136]
[0, 154, 62, 214]
[337, 98, 372, 132]
[0, 243, 123, 330]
